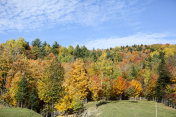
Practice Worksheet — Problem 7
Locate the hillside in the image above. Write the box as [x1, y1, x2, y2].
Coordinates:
[85, 100, 176, 117]
[0, 39, 176, 116]
[0, 107, 41, 117]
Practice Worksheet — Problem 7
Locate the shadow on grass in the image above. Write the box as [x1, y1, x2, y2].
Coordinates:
[96, 101, 110, 108]
[129, 101, 138, 103]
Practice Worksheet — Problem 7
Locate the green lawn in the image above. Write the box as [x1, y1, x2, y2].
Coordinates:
[85, 100, 176, 117]
[0, 107, 41, 117]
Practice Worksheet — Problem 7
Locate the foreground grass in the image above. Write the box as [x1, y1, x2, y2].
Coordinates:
[85, 100, 176, 117]
[0, 107, 41, 117]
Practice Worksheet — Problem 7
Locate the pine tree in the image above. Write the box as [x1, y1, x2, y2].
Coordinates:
[15, 75, 28, 107]
[80, 45, 89, 59]
[156, 52, 171, 101]
[130, 64, 138, 80]
[32, 38, 41, 48]
[29, 88, 39, 111]
[73, 45, 81, 59]
[90, 49, 97, 62]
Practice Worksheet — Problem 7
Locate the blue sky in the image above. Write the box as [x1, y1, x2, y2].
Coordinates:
[0, 0, 176, 49]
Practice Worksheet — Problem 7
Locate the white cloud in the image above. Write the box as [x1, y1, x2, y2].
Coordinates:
[0, 0, 149, 32]
[83, 33, 176, 49]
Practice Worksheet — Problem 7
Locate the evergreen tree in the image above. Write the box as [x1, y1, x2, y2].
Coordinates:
[129, 64, 138, 79]
[32, 38, 41, 48]
[52, 41, 59, 55]
[52, 41, 60, 48]
[29, 88, 39, 111]
[73, 45, 81, 59]
[80, 45, 89, 59]
[156, 52, 171, 101]
[90, 49, 97, 62]
[15, 75, 28, 107]
[40, 41, 49, 57]
[106, 49, 113, 61]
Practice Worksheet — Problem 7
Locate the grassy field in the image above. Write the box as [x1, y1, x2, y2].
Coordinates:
[0, 107, 41, 117]
[85, 100, 176, 117]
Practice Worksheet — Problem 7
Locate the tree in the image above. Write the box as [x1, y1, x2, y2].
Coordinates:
[29, 88, 39, 111]
[145, 77, 157, 99]
[90, 49, 97, 62]
[16, 38, 30, 50]
[37, 57, 64, 117]
[129, 64, 138, 80]
[55, 59, 88, 114]
[80, 45, 89, 59]
[156, 52, 171, 101]
[32, 38, 41, 48]
[67, 59, 88, 100]
[130, 80, 142, 98]
[113, 76, 127, 100]
[55, 94, 72, 114]
[73, 45, 81, 59]
[40, 41, 49, 57]
[58, 47, 72, 62]
[68, 45, 74, 55]
[15, 75, 28, 108]
[52, 41, 60, 48]
[52, 41, 60, 55]
[96, 52, 113, 99]
[89, 75, 101, 100]
[31, 46, 41, 59]
[125, 87, 136, 98]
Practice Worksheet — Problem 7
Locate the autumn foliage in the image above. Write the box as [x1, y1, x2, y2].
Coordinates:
[0, 39, 176, 116]
[113, 76, 127, 99]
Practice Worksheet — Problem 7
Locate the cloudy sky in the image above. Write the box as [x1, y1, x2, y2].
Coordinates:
[0, 0, 176, 49]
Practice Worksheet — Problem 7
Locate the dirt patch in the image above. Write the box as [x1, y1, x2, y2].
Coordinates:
[0, 104, 5, 108]
[87, 106, 101, 117]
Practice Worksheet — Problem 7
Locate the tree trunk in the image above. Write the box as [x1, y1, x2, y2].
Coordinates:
[51, 102, 54, 117]
[100, 72, 103, 100]
[64, 111, 68, 117]
[120, 95, 122, 100]
[21, 102, 23, 108]
[17, 101, 19, 107]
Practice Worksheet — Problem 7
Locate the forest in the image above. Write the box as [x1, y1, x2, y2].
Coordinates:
[0, 38, 176, 116]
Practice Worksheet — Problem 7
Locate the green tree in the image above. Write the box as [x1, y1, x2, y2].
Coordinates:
[80, 45, 89, 59]
[129, 64, 138, 80]
[15, 75, 28, 108]
[68, 45, 74, 55]
[31, 46, 41, 59]
[52, 41, 60, 48]
[156, 52, 171, 101]
[32, 38, 41, 48]
[125, 87, 136, 98]
[73, 45, 81, 59]
[52, 41, 60, 55]
[29, 88, 39, 111]
[90, 49, 97, 62]
[37, 58, 64, 116]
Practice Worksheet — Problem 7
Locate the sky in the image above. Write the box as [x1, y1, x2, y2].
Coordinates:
[0, 0, 176, 49]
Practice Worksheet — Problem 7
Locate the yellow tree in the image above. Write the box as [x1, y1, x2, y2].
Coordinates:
[130, 80, 142, 98]
[55, 59, 88, 113]
[88, 75, 101, 100]
[145, 77, 157, 99]
[113, 76, 127, 100]
[87, 62, 101, 101]
[96, 52, 113, 99]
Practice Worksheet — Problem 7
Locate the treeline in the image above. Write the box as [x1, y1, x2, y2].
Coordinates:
[0, 38, 176, 116]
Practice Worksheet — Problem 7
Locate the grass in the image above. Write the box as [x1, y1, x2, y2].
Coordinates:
[85, 100, 176, 117]
[0, 107, 41, 117]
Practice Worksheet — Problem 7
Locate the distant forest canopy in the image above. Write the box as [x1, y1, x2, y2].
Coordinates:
[0, 38, 176, 116]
